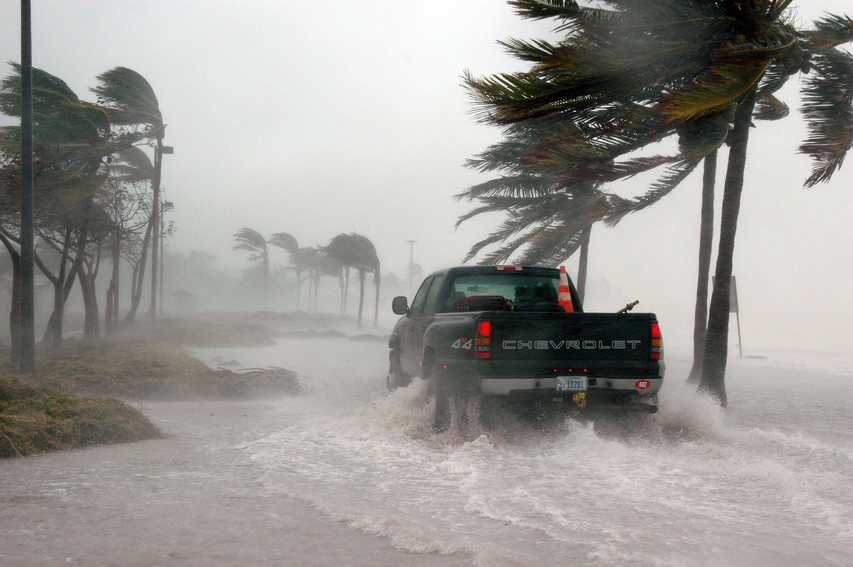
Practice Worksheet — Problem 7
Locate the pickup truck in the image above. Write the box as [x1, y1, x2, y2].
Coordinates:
[388, 265, 664, 431]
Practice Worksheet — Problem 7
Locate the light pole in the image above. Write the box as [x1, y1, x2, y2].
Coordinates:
[149, 142, 173, 320]
[407, 240, 416, 294]
[18, 0, 35, 373]
[159, 198, 173, 317]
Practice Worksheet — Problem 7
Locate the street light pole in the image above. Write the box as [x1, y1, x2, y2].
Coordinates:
[148, 142, 172, 320]
[407, 240, 416, 294]
[159, 198, 173, 318]
[18, 0, 35, 374]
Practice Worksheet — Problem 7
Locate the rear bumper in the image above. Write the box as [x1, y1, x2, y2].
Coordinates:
[480, 376, 662, 397]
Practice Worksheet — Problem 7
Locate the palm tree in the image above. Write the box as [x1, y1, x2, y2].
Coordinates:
[463, 0, 853, 404]
[268, 231, 299, 307]
[233, 227, 270, 309]
[0, 64, 136, 353]
[457, 117, 695, 298]
[92, 67, 165, 321]
[325, 233, 381, 328]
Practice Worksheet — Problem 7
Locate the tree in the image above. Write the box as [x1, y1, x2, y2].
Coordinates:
[325, 233, 380, 328]
[268, 232, 299, 308]
[463, 0, 853, 404]
[1, 64, 140, 353]
[108, 147, 155, 327]
[92, 67, 165, 321]
[233, 228, 271, 309]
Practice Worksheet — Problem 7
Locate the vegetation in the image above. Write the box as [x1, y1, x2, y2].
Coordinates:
[233, 228, 382, 327]
[462, 0, 853, 404]
[1, 63, 171, 369]
[0, 378, 159, 458]
[0, 338, 301, 400]
[325, 233, 381, 328]
[93, 67, 167, 321]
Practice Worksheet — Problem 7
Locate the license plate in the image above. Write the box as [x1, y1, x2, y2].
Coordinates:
[556, 376, 588, 392]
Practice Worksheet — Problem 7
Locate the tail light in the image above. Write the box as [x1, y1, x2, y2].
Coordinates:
[475, 319, 491, 360]
[650, 322, 663, 361]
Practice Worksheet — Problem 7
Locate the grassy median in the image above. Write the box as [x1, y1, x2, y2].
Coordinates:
[0, 378, 159, 458]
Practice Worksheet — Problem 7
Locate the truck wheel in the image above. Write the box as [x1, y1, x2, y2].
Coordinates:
[386, 351, 411, 391]
[428, 356, 451, 432]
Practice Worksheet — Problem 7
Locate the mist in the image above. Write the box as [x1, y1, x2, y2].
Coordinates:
[0, 0, 849, 353]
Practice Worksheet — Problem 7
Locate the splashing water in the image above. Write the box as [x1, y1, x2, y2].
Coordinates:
[194, 340, 853, 567]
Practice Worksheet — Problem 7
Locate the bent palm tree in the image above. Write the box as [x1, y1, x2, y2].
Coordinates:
[93, 67, 165, 320]
[233, 227, 270, 309]
[463, 0, 853, 404]
[268, 231, 300, 308]
[326, 233, 381, 328]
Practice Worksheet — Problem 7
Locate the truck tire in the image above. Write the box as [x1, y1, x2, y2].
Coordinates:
[386, 350, 411, 391]
[425, 353, 451, 432]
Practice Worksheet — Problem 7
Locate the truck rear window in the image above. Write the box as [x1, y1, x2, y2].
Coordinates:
[444, 273, 561, 312]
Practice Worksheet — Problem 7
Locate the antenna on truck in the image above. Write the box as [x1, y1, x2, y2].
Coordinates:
[617, 300, 639, 314]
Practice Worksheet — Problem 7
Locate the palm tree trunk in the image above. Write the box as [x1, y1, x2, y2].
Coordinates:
[700, 93, 758, 406]
[576, 225, 591, 303]
[357, 268, 366, 328]
[262, 253, 269, 310]
[105, 228, 120, 334]
[338, 269, 345, 313]
[1, 234, 21, 367]
[125, 218, 153, 324]
[10, 256, 21, 368]
[149, 139, 162, 320]
[313, 269, 320, 313]
[343, 267, 350, 314]
[373, 271, 381, 328]
[687, 151, 717, 384]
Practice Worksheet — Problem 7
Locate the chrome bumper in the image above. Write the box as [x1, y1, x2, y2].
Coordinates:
[479, 377, 663, 396]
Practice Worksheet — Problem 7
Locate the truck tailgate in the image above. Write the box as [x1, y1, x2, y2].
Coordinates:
[485, 312, 656, 375]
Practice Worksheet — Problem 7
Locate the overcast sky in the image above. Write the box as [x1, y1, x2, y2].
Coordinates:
[1, 1, 851, 353]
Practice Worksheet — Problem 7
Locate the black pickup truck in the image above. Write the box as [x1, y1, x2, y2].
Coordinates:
[388, 266, 664, 430]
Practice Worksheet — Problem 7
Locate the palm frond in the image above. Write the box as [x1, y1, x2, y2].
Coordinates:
[753, 91, 790, 120]
[233, 227, 267, 253]
[804, 13, 853, 50]
[799, 48, 853, 187]
[92, 67, 162, 128]
[658, 61, 769, 122]
[607, 158, 702, 224]
[268, 232, 299, 254]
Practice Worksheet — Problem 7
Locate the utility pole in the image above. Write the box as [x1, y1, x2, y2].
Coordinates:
[158, 195, 165, 318]
[159, 198, 173, 318]
[407, 240, 416, 294]
[149, 141, 172, 320]
[18, 0, 35, 374]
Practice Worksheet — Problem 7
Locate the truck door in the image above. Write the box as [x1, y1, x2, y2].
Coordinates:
[400, 276, 434, 376]
[412, 273, 446, 372]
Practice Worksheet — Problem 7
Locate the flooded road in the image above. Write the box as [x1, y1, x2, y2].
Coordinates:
[2, 337, 852, 566]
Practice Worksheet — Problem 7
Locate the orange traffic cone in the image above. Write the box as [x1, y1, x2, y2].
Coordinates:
[558, 266, 574, 313]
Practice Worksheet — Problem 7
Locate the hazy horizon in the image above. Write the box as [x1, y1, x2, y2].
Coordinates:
[1, 1, 851, 354]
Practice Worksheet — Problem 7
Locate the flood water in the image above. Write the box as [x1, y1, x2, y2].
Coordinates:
[2, 337, 852, 566]
[196, 339, 853, 566]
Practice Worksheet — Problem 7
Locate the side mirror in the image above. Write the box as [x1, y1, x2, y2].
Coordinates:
[392, 296, 409, 315]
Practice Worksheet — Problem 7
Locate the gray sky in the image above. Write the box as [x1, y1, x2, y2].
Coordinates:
[1, 1, 851, 353]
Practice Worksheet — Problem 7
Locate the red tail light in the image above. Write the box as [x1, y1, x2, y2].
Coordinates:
[475, 320, 491, 359]
[650, 322, 663, 361]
